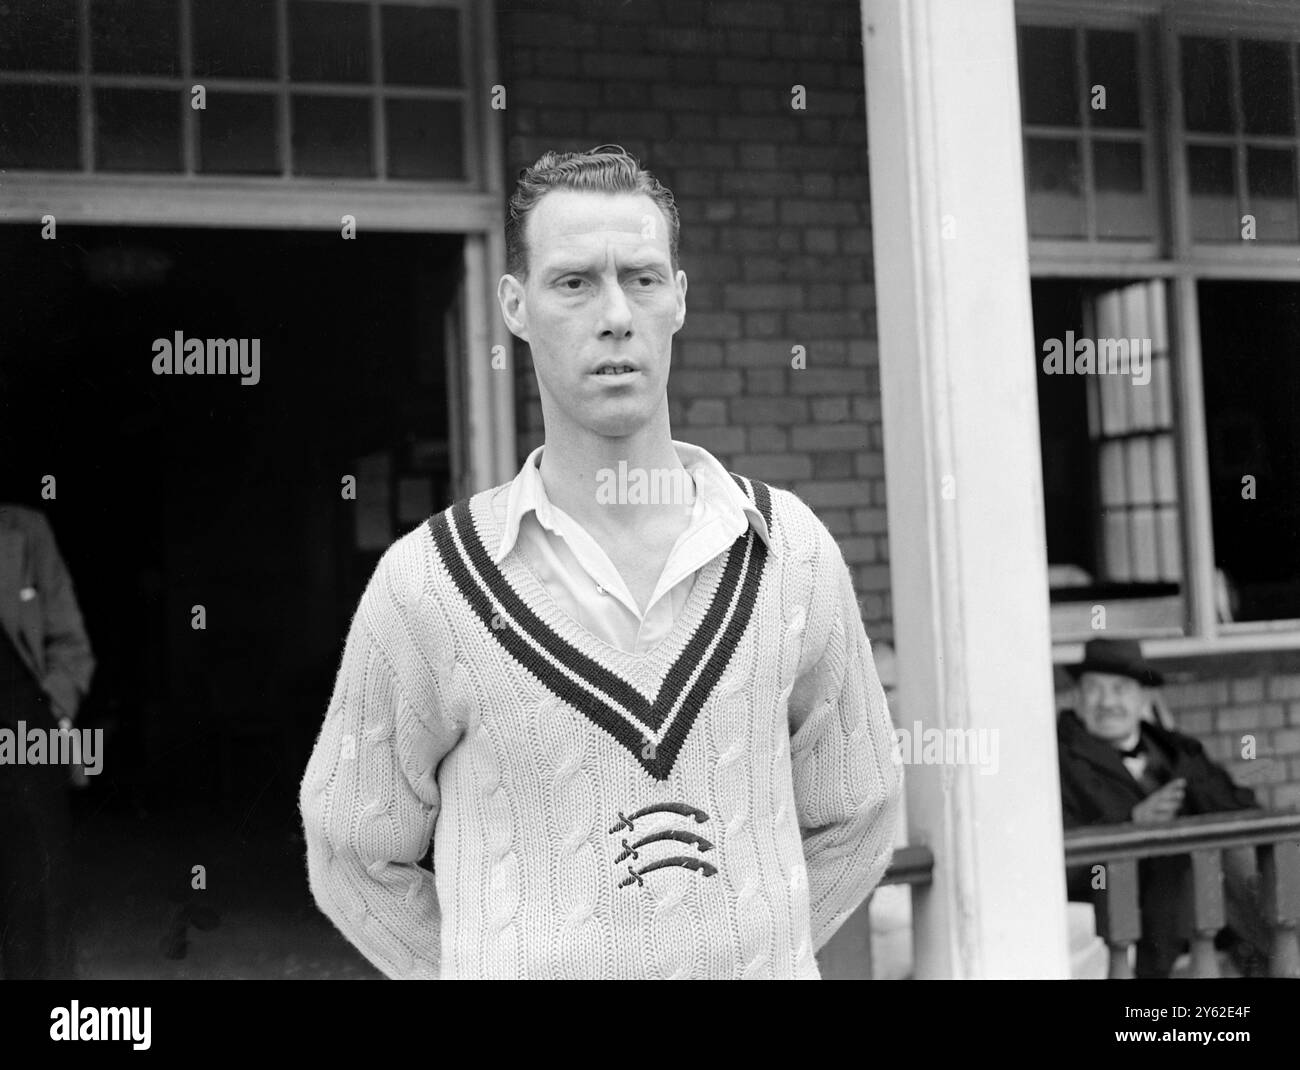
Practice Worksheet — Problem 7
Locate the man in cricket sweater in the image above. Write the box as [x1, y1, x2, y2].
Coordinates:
[299, 145, 902, 979]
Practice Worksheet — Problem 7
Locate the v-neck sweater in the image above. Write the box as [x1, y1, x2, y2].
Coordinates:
[495, 439, 771, 655]
[298, 472, 903, 979]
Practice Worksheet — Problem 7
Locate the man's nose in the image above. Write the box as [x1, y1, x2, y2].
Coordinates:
[597, 281, 633, 337]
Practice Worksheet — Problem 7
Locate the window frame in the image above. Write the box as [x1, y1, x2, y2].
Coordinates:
[1019, 0, 1300, 660]
[0, 0, 516, 494]
[0, 0, 484, 187]
[1018, 14, 1165, 255]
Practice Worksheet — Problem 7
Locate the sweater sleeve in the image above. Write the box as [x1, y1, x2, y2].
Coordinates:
[787, 529, 903, 952]
[298, 539, 462, 979]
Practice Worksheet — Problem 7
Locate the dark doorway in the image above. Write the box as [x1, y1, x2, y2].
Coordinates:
[3, 223, 462, 806]
[0, 225, 461, 976]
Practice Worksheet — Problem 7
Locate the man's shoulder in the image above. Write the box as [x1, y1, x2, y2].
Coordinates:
[1056, 709, 1113, 765]
[1056, 708, 1087, 747]
[368, 484, 508, 605]
[424, 483, 505, 526]
[726, 473, 836, 555]
[1144, 718, 1209, 758]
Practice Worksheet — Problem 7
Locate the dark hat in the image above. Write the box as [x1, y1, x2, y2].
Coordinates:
[1067, 638, 1163, 687]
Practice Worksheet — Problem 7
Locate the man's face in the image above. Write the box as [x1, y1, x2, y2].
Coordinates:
[498, 190, 687, 439]
[1078, 671, 1146, 745]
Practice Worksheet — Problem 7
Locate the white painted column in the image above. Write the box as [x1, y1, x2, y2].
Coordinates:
[462, 233, 517, 492]
[861, 0, 1071, 977]
[478, 0, 518, 489]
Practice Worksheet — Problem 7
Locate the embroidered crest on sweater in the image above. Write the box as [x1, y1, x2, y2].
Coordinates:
[607, 802, 717, 889]
[428, 475, 773, 781]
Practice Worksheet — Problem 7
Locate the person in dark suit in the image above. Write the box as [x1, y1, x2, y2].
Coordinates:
[0, 503, 95, 979]
[1058, 638, 1269, 977]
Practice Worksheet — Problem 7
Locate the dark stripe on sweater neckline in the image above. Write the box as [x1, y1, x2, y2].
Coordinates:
[426, 473, 774, 779]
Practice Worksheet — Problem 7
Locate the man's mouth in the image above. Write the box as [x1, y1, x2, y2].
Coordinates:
[593, 364, 637, 376]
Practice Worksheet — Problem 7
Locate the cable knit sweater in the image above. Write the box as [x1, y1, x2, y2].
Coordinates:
[298, 472, 902, 979]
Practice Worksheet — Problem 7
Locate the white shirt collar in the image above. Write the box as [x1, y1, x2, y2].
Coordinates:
[492, 439, 772, 565]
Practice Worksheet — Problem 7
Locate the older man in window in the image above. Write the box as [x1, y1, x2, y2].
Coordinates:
[1057, 638, 1270, 977]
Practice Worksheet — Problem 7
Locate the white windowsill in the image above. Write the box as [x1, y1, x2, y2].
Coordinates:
[1052, 625, 1300, 662]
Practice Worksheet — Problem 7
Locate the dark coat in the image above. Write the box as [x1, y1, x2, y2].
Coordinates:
[1057, 709, 1260, 973]
[1057, 708, 1256, 830]
[0, 505, 95, 722]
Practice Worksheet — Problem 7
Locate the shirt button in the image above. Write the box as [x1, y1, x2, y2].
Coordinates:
[595, 584, 606, 595]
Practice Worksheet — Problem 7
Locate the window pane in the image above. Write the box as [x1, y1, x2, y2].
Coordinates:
[1033, 277, 1183, 626]
[1093, 140, 1151, 239]
[1247, 146, 1298, 242]
[385, 99, 463, 179]
[290, 1, 371, 83]
[1157, 508, 1181, 583]
[1181, 36, 1232, 133]
[1019, 25, 1079, 127]
[292, 95, 372, 176]
[382, 5, 461, 87]
[1153, 437, 1177, 504]
[1240, 39, 1292, 136]
[1200, 281, 1300, 622]
[1187, 144, 1237, 241]
[95, 88, 182, 171]
[1130, 505, 1159, 579]
[193, 0, 278, 79]
[1025, 137, 1084, 237]
[91, 0, 179, 76]
[1094, 141, 1144, 193]
[1098, 440, 1127, 508]
[1034, 282, 1095, 580]
[0, 0, 79, 73]
[1101, 510, 1133, 582]
[199, 93, 279, 174]
[1086, 29, 1141, 129]
[1150, 353, 1173, 429]
[0, 85, 80, 169]
[1189, 144, 1235, 195]
[1127, 438, 1154, 504]
[1089, 281, 1173, 608]
[1247, 146, 1296, 198]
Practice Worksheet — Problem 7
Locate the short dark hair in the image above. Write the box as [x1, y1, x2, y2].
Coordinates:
[505, 144, 680, 279]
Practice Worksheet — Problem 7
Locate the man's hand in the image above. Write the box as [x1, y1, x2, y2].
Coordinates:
[1131, 778, 1186, 824]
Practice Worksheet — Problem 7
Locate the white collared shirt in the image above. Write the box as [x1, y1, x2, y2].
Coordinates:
[1116, 728, 1149, 783]
[492, 440, 771, 655]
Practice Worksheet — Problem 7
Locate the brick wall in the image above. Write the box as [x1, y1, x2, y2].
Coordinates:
[495, 0, 1300, 813]
[497, 0, 891, 638]
[1055, 650, 1300, 812]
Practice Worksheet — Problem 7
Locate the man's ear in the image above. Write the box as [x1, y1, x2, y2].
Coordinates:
[498, 274, 529, 342]
[672, 268, 688, 333]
